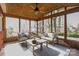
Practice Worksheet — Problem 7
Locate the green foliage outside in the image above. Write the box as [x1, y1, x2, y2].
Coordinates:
[58, 33, 64, 36]
[68, 32, 79, 38]
[58, 32, 79, 38]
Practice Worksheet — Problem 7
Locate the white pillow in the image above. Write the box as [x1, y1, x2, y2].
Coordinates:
[25, 32, 29, 36]
[48, 33, 53, 38]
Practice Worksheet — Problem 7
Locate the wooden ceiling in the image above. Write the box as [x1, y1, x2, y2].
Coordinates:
[1, 3, 79, 20]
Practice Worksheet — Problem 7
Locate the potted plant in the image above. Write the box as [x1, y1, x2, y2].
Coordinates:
[32, 36, 37, 44]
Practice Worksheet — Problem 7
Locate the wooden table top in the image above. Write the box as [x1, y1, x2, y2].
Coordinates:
[27, 38, 47, 46]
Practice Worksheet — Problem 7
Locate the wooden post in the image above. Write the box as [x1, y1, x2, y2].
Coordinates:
[2, 14, 6, 42]
[51, 12, 52, 33]
[42, 20, 44, 33]
[54, 17, 56, 32]
[19, 18, 21, 33]
[64, 7, 67, 40]
[0, 13, 4, 49]
[29, 20, 31, 34]
[37, 21, 38, 34]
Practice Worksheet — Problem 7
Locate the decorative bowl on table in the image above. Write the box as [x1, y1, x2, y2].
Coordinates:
[32, 39, 37, 44]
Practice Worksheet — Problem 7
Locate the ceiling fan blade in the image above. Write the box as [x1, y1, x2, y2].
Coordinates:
[30, 5, 35, 9]
[40, 11, 45, 13]
[30, 3, 38, 9]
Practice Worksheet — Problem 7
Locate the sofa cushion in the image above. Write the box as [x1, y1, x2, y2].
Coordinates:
[41, 36, 53, 41]
[48, 33, 53, 38]
[43, 32, 49, 37]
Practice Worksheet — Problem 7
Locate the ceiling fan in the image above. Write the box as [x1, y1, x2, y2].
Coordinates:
[30, 3, 45, 15]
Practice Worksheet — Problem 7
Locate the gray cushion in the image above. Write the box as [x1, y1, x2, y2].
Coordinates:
[43, 32, 49, 37]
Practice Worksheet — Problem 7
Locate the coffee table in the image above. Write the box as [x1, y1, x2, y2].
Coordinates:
[26, 38, 48, 55]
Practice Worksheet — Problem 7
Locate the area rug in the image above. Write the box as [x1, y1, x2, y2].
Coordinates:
[34, 44, 70, 56]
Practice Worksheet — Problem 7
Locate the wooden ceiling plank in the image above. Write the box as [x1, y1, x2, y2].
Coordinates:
[4, 3, 79, 20]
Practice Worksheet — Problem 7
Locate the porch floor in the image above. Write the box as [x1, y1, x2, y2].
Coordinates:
[0, 42, 71, 56]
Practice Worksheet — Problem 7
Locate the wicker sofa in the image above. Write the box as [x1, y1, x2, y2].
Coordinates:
[41, 32, 58, 44]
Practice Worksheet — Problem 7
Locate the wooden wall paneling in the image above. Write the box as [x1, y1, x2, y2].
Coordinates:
[2, 15, 6, 42]
[0, 32, 3, 50]
[0, 12, 3, 50]
[58, 38, 79, 49]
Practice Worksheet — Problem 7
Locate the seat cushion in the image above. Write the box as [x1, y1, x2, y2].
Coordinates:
[47, 33, 53, 38]
[41, 36, 53, 41]
[43, 32, 49, 37]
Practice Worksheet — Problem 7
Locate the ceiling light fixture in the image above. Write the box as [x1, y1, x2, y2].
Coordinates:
[34, 3, 39, 15]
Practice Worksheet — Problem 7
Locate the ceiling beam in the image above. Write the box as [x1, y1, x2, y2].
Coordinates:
[4, 13, 38, 21]
[45, 3, 79, 14]
[42, 7, 79, 20]
[0, 5, 3, 14]
[0, 3, 6, 13]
